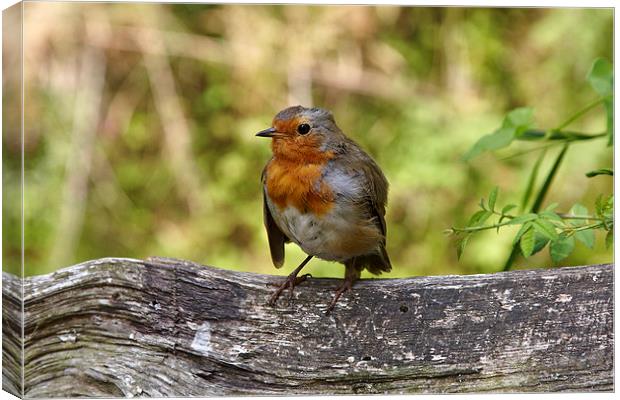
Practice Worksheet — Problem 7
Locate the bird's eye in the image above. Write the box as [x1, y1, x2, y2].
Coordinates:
[297, 123, 311, 135]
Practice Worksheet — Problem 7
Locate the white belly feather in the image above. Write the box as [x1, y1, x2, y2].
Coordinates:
[266, 167, 382, 262]
[280, 205, 348, 261]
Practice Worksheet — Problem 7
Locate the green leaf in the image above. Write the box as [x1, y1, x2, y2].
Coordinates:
[594, 195, 614, 224]
[569, 203, 589, 218]
[506, 213, 539, 225]
[587, 58, 612, 97]
[575, 229, 595, 249]
[456, 234, 471, 260]
[501, 204, 517, 214]
[504, 107, 534, 130]
[463, 108, 534, 160]
[595, 195, 614, 220]
[520, 226, 536, 257]
[479, 198, 487, 210]
[568, 203, 596, 244]
[467, 210, 492, 227]
[463, 127, 514, 160]
[595, 195, 604, 218]
[488, 187, 498, 212]
[586, 168, 613, 178]
[512, 222, 533, 245]
[606, 195, 614, 207]
[550, 234, 575, 263]
[568, 204, 591, 246]
[544, 203, 559, 212]
[540, 210, 562, 222]
[588, 58, 614, 146]
[532, 234, 550, 256]
[605, 230, 613, 249]
[521, 149, 546, 211]
[532, 219, 559, 241]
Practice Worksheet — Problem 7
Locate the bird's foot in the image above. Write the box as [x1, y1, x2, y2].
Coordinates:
[326, 278, 354, 314]
[268, 273, 312, 306]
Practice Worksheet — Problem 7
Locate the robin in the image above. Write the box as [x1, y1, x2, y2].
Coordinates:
[256, 105, 391, 313]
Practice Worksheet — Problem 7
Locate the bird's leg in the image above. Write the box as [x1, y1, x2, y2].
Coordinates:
[268, 255, 313, 306]
[326, 260, 361, 314]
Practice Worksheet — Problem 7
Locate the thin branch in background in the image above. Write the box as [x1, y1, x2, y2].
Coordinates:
[91, 146, 138, 213]
[91, 75, 146, 213]
[82, 18, 230, 64]
[312, 61, 411, 101]
[84, 22, 413, 102]
[136, 27, 210, 215]
[48, 23, 107, 268]
[99, 66, 146, 139]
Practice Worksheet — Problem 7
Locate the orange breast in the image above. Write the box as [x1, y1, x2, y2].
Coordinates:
[266, 151, 335, 216]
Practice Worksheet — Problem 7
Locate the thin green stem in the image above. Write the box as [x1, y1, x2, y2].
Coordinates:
[451, 218, 605, 238]
[451, 220, 517, 233]
[517, 129, 607, 142]
[520, 149, 547, 211]
[499, 142, 558, 161]
[555, 96, 609, 131]
[568, 222, 605, 233]
[530, 144, 569, 214]
[489, 209, 602, 221]
[556, 214, 600, 221]
[502, 143, 570, 271]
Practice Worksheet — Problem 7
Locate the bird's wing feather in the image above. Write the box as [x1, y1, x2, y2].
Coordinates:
[357, 155, 391, 272]
[337, 141, 389, 237]
[331, 140, 392, 273]
[262, 164, 288, 268]
[360, 159, 388, 237]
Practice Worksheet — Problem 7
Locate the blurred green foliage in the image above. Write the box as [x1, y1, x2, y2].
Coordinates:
[452, 57, 613, 270]
[2, 4, 613, 277]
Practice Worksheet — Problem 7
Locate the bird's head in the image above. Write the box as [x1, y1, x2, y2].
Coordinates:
[256, 106, 343, 159]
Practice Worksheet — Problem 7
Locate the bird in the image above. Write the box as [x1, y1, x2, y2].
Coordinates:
[256, 105, 391, 313]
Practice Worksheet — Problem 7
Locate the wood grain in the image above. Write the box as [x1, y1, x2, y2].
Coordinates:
[2, 258, 613, 396]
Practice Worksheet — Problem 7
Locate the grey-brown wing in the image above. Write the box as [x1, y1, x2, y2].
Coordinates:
[337, 142, 391, 272]
[363, 161, 388, 237]
[330, 140, 389, 237]
[262, 166, 288, 268]
[346, 145, 388, 239]
[358, 157, 392, 272]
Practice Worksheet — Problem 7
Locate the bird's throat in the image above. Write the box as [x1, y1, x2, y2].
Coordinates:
[266, 149, 335, 216]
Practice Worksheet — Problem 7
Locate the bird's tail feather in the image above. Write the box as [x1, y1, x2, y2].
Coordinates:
[355, 245, 392, 275]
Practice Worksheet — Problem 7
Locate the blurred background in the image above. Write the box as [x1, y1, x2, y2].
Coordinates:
[2, 3, 613, 277]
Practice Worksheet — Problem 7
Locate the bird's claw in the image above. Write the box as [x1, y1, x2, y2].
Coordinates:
[325, 279, 353, 314]
[268, 273, 312, 306]
[287, 273, 312, 301]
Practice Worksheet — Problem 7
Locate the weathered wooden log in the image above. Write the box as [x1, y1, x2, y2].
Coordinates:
[2, 258, 614, 396]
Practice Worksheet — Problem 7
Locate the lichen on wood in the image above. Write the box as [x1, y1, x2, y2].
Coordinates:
[2, 257, 614, 397]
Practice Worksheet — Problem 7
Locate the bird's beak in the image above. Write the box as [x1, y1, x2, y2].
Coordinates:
[255, 127, 278, 138]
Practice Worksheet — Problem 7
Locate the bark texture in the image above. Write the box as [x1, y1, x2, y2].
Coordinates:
[2, 257, 614, 397]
